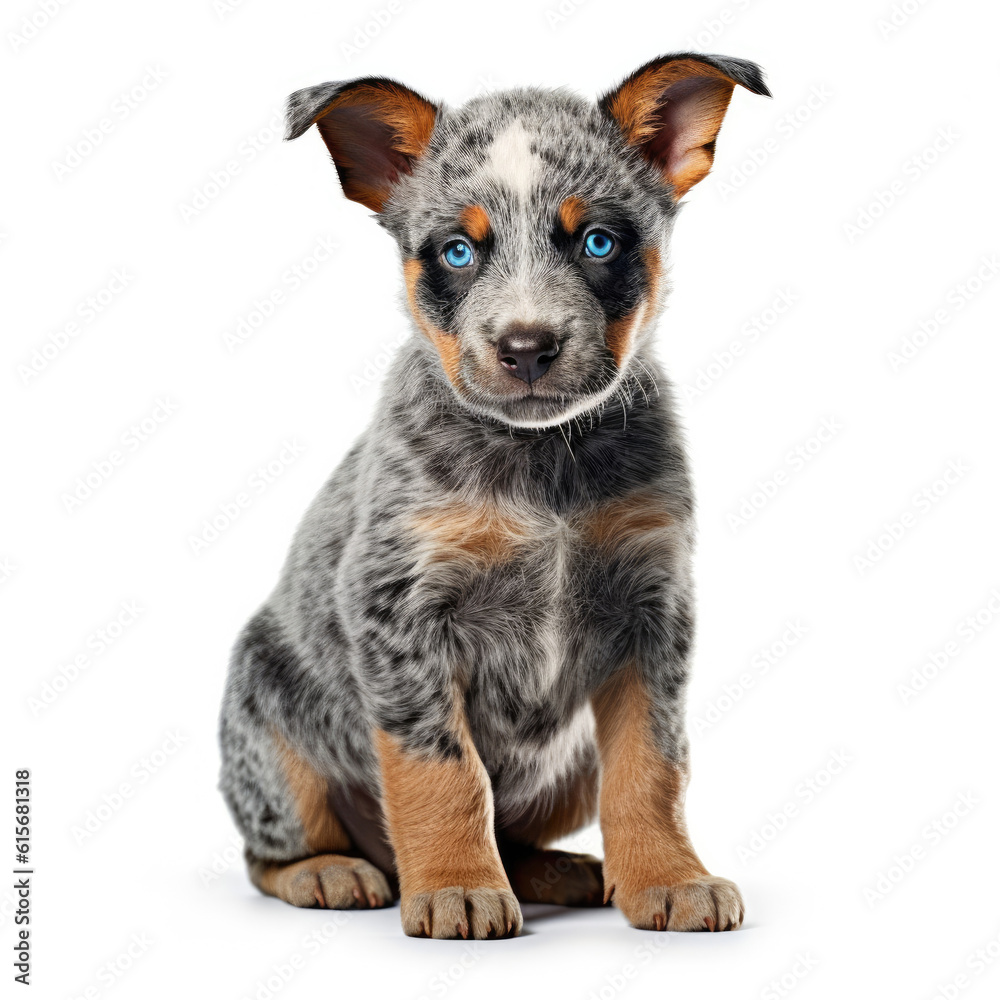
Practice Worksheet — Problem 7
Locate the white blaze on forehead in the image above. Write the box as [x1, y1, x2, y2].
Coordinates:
[482, 120, 541, 199]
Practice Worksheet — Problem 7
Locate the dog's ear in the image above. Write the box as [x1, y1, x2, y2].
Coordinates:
[600, 53, 770, 199]
[285, 77, 439, 212]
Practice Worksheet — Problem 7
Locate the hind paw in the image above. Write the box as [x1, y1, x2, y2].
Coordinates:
[254, 854, 394, 909]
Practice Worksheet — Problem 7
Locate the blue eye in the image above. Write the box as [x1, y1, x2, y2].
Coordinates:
[584, 230, 616, 259]
[443, 240, 474, 268]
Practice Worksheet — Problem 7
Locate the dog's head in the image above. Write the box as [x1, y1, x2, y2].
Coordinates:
[286, 54, 769, 428]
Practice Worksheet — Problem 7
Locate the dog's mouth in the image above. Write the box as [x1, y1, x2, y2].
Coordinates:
[461, 368, 627, 429]
[436, 324, 629, 429]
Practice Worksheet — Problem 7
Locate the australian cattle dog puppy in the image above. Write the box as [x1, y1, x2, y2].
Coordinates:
[219, 53, 770, 939]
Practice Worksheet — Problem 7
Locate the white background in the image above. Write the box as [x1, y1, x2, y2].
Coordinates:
[4, 0, 1000, 997]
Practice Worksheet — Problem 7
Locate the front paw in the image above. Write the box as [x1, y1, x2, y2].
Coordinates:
[613, 875, 744, 931]
[401, 886, 523, 939]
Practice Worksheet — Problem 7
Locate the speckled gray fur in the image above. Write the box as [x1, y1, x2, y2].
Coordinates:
[220, 55, 768, 868]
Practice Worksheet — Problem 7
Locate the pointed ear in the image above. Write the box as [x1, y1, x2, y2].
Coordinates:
[600, 53, 770, 199]
[285, 77, 439, 212]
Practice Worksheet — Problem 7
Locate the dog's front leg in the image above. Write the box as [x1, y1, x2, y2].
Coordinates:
[374, 701, 522, 939]
[593, 665, 744, 931]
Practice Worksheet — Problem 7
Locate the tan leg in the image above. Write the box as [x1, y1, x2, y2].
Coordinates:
[374, 707, 522, 939]
[592, 667, 744, 931]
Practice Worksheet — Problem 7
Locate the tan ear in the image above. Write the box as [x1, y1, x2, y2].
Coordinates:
[285, 77, 439, 212]
[600, 53, 770, 199]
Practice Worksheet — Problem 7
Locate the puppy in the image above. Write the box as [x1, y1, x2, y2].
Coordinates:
[219, 53, 770, 939]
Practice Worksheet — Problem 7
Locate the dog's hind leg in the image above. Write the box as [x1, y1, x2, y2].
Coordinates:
[224, 725, 395, 909]
[501, 846, 605, 907]
[220, 610, 396, 910]
[247, 852, 393, 910]
[255, 735, 396, 909]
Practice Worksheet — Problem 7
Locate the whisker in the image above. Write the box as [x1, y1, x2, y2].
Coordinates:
[616, 388, 628, 429]
[558, 422, 576, 463]
[634, 357, 660, 400]
[631, 370, 650, 409]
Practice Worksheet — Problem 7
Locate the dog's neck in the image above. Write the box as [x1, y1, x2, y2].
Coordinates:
[375, 337, 690, 511]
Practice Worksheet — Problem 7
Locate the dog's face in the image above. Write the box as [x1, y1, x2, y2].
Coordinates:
[287, 55, 769, 428]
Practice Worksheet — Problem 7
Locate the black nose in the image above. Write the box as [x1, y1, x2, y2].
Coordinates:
[496, 327, 560, 385]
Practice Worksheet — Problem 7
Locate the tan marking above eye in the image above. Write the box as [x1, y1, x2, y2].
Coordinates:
[402, 258, 462, 387]
[458, 204, 491, 243]
[559, 195, 587, 234]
